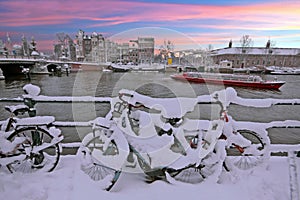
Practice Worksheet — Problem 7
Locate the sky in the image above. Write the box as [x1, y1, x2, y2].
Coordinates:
[0, 0, 300, 53]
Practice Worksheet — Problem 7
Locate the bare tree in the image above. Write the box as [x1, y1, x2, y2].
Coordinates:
[264, 39, 276, 66]
[238, 35, 253, 68]
[159, 40, 174, 62]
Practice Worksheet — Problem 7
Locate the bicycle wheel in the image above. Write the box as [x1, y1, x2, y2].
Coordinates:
[167, 165, 205, 184]
[6, 126, 61, 173]
[225, 129, 270, 171]
[79, 130, 128, 191]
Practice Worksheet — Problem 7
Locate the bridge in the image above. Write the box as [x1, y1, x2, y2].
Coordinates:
[0, 57, 108, 77]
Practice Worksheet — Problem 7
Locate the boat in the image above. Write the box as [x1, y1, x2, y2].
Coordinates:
[108, 63, 165, 72]
[0, 68, 4, 80]
[103, 68, 112, 72]
[107, 63, 131, 72]
[170, 72, 285, 90]
[130, 63, 165, 72]
[270, 68, 300, 75]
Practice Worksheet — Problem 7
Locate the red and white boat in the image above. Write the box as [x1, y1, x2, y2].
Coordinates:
[170, 72, 285, 90]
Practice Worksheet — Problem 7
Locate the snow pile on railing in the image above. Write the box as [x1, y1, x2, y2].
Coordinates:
[197, 87, 300, 108]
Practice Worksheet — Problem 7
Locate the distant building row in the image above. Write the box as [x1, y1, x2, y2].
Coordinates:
[54, 30, 155, 64]
[1, 32, 299, 69]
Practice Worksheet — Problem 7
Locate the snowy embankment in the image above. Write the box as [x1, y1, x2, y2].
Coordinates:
[0, 155, 298, 200]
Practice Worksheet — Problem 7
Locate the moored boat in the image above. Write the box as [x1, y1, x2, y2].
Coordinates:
[108, 63, 131, 72]
[108, 63, 165, 72]
[130, 63, 165, 72]
[270, 69, 300, 75]
[170, 72, 285, 90]
[0, 68, 4, 80]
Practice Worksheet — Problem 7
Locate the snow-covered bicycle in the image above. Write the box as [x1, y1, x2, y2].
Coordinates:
[78, 87, 271, 190]
[0, 85, 63, 173]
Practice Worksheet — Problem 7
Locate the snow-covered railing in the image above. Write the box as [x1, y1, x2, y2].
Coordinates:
[0, 96, 111, 103]
[1, 86, 300, 152]
[197, 88, 300, 107]
[2, 87, 300, 106]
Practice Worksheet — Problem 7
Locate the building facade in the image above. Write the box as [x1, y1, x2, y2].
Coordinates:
[54, 34, 76, 61]
[75, 30, 155, 64]
[75, 30, 120, 63]
[137, 37, 155, 64]
[210, 45, 300, 68]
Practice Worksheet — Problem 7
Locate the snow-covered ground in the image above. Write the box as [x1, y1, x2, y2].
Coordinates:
[0, 155, 299, 200]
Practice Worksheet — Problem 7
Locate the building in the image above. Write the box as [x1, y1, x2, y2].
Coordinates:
[90, 32, 106, 63]
[0, 35, 38, 58]
[74, 30, 155, 64]
[128, 41, 139, 64]
[116, 43, 129, 63]
[54, 34, 76, 61]
[76, 30, 93, 62]
[210, 41, 300, 68]
[76, 30, 119, 63]
[137, 37, 155, 64]
[0, 40, 5, 56]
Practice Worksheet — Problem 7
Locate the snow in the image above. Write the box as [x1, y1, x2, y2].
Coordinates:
[23, 84, 41, 97]
[118, 89, 197, 118]
[31, 51, 40, 56]
[197, 87, 300, 108]
[34, 95, 111, 103]
[0, 155, 298, 200]
[1, 84, 300, 199]
[211, 47, 300, 56]
[16, 116, 55, 126]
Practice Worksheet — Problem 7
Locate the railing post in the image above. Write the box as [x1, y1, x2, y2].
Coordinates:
[288, 151, 300, 200]
[23, 95, 37, 117]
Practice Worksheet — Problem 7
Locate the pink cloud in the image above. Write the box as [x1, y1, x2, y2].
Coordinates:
[1, 0, 299, 50]
[0, 0, 299, 32]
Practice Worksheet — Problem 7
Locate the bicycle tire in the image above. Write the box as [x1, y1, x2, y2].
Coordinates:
[6, 126, 61, 173]
[225, 129, 270, 171]
[79, 131, 125, 191]
[167, 164, 206, 184]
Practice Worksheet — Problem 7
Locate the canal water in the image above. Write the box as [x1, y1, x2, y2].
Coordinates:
[0, 71, 300, 151]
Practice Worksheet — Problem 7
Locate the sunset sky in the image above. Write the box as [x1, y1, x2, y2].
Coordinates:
[0, 0, 299, 53]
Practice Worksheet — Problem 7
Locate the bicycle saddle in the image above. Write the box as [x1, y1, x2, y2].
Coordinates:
[119, 89, 197, 118]
[5, 105, 30, 116]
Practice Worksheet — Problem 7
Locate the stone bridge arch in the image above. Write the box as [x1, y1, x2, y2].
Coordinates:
[45, 63, 62, 73]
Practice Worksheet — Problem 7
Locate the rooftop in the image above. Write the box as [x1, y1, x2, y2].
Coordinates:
[211, 47, 300, 56]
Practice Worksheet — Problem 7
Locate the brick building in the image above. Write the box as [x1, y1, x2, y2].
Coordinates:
[210, 44, 300, 69]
